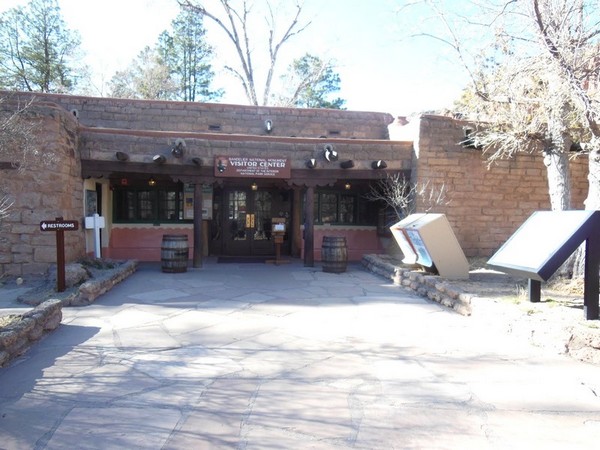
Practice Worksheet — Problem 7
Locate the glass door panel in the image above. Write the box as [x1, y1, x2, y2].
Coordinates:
[222, 188, 291, 257]
[224, 190, 251, 255]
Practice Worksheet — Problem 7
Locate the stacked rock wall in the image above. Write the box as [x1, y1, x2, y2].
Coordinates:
[0, 100, 85, 275]
[0, 299, 62, 367]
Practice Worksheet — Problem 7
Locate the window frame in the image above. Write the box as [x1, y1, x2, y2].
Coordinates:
[312, 189, 379, 226]
[112, 182, 186, 224]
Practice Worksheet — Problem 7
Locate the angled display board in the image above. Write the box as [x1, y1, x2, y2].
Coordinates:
[391, 213, 469, 279]
[487, 210, 600, 320]
[487, 210, 600, 281]
[390, 213, 426, 265]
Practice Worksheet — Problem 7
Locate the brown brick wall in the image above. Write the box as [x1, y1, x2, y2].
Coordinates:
[7, 91, 394, 141]
[413, 115, 589, 257]
[80, 128, 414, 172]
[0, 102, 85, 275]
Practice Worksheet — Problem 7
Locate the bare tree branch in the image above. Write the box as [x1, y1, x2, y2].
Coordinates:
[179, 0, 310, 105]
[365, 173, 450, 222]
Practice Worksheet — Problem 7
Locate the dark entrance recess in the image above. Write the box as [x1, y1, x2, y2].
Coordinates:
[212, 187, 292, 257]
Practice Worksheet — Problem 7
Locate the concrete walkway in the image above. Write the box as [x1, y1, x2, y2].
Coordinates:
[1, 259, 600, 449]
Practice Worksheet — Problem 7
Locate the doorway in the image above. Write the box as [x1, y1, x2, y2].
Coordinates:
[220, 188, 291, 257]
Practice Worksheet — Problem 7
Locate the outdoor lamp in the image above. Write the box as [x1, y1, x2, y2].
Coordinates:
[306, 158, 317, 169]
[171, 139, 185, 158]
[371, 160, 387, 169]
[191, 157, 202, 166]
[251, 182, 258, 191]
[115, 151, 129, 162]
[217, 160, 226, 173]
[153, 154, 166, 164]
[148, 177, 156, 186]
[265, 119, 273, 133]
[323, 144, 338, 162]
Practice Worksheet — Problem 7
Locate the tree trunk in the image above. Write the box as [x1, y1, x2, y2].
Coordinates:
[584, 145, 600, 210]
[543, 146, 571, 211]
[572, 145, 600, 278]
[544, 112, 572, 210]
[544, 121, 573, 277]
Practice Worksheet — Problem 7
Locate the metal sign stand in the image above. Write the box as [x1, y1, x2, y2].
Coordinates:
[40, 217, 79, 292]
[84, 213, 105, 258]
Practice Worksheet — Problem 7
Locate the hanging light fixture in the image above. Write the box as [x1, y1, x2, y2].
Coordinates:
[148, 177, 156, 186]
[323, 144, 338, 162]
[115, 151, 129, 162]
[344, 182, 351, 190]
[264, 119, 273, 133]
[171, 138, 186, 157]
[371, 160, 387, 169]
[251, 182, 258, 191]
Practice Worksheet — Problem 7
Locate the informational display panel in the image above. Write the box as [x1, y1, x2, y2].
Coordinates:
[183, 184, 213, 220]
[391, 213, 469, 279]
[390, 214, 426, 264]
[487, 210, 600, 281]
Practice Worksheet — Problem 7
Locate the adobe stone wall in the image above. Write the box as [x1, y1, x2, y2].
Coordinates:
[413, 115, 589, 257]
[5, 91, 394, 140]
[0, 101, 85, 275]
[80, 128, 414, 172]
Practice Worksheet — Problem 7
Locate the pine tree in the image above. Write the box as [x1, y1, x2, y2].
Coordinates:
[0, 0, 82, 93]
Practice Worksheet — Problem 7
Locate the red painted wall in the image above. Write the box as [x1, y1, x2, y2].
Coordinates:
[106, 227, 194, 261]
[106, 226, 382, 262]
[303, 227, 384, 262]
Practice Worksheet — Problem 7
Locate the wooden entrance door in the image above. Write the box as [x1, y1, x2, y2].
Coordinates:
[222, 188, 291, 256]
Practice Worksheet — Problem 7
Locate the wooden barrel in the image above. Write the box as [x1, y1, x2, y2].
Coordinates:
[161, 235, 189, 273]
[321, 236, 347, 273]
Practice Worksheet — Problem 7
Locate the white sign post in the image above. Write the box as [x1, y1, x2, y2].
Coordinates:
[84, 213, 105, 258]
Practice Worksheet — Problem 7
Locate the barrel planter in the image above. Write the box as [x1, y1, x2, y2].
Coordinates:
[161, 234, 189, 273]
[321, 236, 348, 273]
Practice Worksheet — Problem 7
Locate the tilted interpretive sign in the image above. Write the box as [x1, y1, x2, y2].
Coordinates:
[390, 213, 469, 280]
[487, 210, 600, 319]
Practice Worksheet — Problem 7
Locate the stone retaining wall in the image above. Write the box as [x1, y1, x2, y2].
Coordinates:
[362, 253, 600, 365]
[361, 254, 473, 315]
[0, 299, 62, 368]
[68, 260, 138, 306]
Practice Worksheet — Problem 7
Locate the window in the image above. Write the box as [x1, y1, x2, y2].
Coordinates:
[312, 190, 379, 225]
[319, 193, 338, 223]
[113, 184, 184, 222]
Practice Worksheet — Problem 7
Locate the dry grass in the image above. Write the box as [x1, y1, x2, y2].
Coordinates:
[547, 277, 585, 296]
[0, 314, 21, 328]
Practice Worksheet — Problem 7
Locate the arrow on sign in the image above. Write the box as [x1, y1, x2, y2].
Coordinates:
[39, 220, 79, 231]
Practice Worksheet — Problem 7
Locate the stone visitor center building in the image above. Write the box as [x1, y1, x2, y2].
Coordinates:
[0, 91, 589, 276]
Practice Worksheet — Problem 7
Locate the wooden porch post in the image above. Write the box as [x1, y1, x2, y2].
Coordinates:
[292, 187, 302, 258]
[304, 185, 315, 267]
[193, 183, 203, 268]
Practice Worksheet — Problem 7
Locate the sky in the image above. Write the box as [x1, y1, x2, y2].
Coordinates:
[0, 0, 470, 116]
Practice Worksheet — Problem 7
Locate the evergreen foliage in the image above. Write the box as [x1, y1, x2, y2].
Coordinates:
[0, 0, 81, 93]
